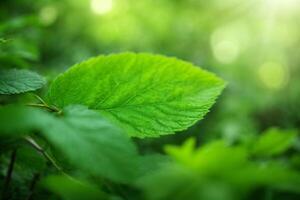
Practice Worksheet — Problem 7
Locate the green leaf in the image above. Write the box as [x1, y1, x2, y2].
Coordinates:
[46, 105, 138, 183]
[137, 139, 300, 200]
[137, 154, 171, 178]
[0, 69, 45, 94]
[166, 140, 248, 173]
[46, 53, 225, 137]
[0, 105, 138, 183]
[43, 175, 107, 200]
[0, 105, 51, 135]
[251, 128, 297, 156]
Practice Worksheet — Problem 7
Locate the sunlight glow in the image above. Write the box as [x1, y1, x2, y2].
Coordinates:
[258, 62, 289, 90]
[212, 40, 239, 64]
[211, 28, 241, 64]
[39, 6, 58, 25]
[264, 0, 299, 12]
[91, 0, 113, 15]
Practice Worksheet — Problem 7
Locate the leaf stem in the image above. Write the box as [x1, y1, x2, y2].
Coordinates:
[24, 136, 62, 172]
[28, 94, 61, 113]
[1, 149, 17, 199]
[33, 94, 48, 106]
[24, 136, 74, 180]
[27, 103, 61, 113]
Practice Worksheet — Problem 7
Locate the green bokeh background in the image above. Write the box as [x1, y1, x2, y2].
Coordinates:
[1, 0, 300, 199]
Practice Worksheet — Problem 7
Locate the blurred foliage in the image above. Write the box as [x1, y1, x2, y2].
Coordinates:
[42, 175, 108, 200]
[1, 0, 300, 199]
[138, 132, 300, 200]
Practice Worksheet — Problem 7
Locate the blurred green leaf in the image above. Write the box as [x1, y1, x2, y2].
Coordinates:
[137, 163, 239, 200]
[0, 15, 39, 33]
[0, 105, 138, 183]
[137, 138, 300, 200]
[46, 105, 139, 183]
[0, 38, 9, 44]
[137, 154, 171, 178]
[166, 139, 248, 173]
[0, 69, 45, 94]
[251, 128, 297, 157]
[46, 53, 225, 138]
[0, 105, 50, 134]
[0, 38, 39, 61]
[43, 175, 107, 200]
[291, 155, 300, 169]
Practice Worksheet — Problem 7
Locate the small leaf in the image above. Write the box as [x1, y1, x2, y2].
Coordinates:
[46, 53, 225, 137]
[166, 140, 248, 173]
[137, 139, 300, 200]
[0, 105, 138, 183]
[0, 69, 45, 94]
[251, 128, 297, 156]
[43, 175, 107, 200]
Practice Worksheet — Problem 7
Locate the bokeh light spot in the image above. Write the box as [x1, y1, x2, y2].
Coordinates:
[39, 6, 58, 26]
[210, 25, 246, 64]
[91, 0, 113, 15]
[258, 62, 289, 90]
[212, 40, 239, 64]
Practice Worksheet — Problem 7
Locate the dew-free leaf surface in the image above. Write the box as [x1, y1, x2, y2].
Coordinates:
[46, 53, 225, 137]
[0, 69, 45, 94]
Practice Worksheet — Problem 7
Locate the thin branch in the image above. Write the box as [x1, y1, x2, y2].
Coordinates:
[27, 103, 60, 113]
[25, 173, 40, 200]
[27, 103, 50, 109]
[2, 149, 17, 199]
[24, 136, 73, 180]
[33, 94, 48, 106]
[24, 136, 62, 172]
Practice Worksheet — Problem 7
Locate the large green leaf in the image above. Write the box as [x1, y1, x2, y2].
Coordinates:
[0, 105, 138, 183]
[0, 69, 45, 94]
[46, 53, 225, 137]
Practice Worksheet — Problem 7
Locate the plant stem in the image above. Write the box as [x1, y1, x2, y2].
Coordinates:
[24, 136, 62, 172]
[28, 94, 61, 113]
[33, 94, 48, 106]
[24, 136, 74, 180]
[25, 173, 40, 200]
[2, 149, 17, 199]
[27, 103, 60, 113]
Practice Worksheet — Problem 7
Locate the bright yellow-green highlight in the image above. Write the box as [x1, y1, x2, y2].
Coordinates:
[258, 62, 289, 90]
[264, 0, 299, 12]
[90, 0, 113, 15]
[39, 5, 58, 25]
[211, 27, 241, 64]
